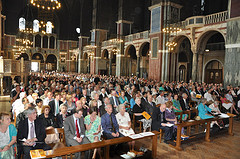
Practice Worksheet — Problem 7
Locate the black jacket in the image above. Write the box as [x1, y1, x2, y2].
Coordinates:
[17, 118, 46, 142]
[151, 107, 167, 131]
[48, 100, 63, 116]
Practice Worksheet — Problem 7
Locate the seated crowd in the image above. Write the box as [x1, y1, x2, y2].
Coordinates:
[0, 72, 239, 158]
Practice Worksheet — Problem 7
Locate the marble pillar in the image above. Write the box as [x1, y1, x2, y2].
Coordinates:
[0, 76, 3, 95]
[197, 53, 203, 83]
[136, 56, 140, 78]
[192, 52, 198, 82]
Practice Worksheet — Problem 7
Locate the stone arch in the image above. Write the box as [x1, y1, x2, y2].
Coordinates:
[43, 35, 48, 48]
[32, 53, 44, 62]
[124, 44, 137, 76]
[139, 42, 150, 78]
[35, 34, 41, 48]
[101, 49, 109, 59]
[16, 53, 29, 61]
[196, 29, 226, 52]
[172, 34, 193, 53]
[50, 36, 55, 49]
[46, 54, 58, 71]
[203, 59, 224, 84]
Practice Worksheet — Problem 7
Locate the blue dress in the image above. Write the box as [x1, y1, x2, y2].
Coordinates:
[198, 103, 213, 119]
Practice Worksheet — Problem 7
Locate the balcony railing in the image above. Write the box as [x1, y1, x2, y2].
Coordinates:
[0, 59, 30, 74]
[125, 30, 149, 42]
[171, 11, 229, 30]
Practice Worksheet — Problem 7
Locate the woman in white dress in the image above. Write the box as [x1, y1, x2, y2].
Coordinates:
[116, 104, 135, 151]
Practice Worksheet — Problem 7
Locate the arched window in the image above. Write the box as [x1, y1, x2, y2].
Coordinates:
[33, 19, 39, 32]
[19, 17, 26, 30]
[46, 21, 53, 34]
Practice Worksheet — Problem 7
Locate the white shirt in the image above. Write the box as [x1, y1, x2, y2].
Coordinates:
[204, 92, 214, 102]
[27, 119, 36, 139]
[156, 95, 166, 105]
[43, 97, 53, 105]
[54, 99, 60, 116]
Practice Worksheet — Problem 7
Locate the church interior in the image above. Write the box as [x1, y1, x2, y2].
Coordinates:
[0, 0, 240, 158]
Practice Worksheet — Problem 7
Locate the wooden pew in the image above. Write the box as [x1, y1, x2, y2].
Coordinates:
[132, 114, 143, 133]
[173, 116, 234, 151]
[46, 131, 161, 159]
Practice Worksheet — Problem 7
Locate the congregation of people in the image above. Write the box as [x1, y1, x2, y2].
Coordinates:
[1, 71, 240, 159]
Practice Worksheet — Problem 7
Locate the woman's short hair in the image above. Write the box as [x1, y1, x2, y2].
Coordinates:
[135, 97, 141, 103]
[60, 103, 68, 110]
[165, 101, 173, 108]
[41, 105, 51, 114]
[118, 104, 125, 111]
[66, 94, 72, 101]
[0, 112, 10, 121]
[89, 99, 97, 107]
[89, 106, 98, 115]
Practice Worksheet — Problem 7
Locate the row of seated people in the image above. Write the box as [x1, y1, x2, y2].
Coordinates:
[1, 95, 229, 159]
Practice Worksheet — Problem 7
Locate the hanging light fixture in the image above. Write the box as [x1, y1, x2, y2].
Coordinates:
[30, 0, 61, 10]
[166, 41, 177, 51]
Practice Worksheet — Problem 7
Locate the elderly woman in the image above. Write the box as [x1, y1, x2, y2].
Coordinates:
[132, 97, 152, 132]
[165, 101, 185, 135]
[65, 94, 76, 112]
[84, 106, 101, 159]
[172, 94, 188, 121]
[119, 91, 129, 105]
[80, 97, 89, 117]
[116, 104, 135, 151]
[39, 105, 55, 129]
[0, 112, 17, 159]
[55, 103, 70, 128]
[198, 98, 221, 128]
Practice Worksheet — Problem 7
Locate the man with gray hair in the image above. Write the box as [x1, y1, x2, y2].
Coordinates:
[180, 93, 190, 111]
[17, 107, 50, 159]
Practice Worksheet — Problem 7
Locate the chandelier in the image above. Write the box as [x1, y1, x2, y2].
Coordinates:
[111, 48, 120, 55]
[162, 27, 182, 34]
[30, 0, 61, 10]
[166, 41, 177, 51]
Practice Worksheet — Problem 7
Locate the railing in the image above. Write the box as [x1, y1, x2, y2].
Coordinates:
[206, 42, 225, 51]
[205, 11, 229, 25]
[0, 59, 30, 74]
[125, 30, 149, 42]
[171, 11, 229, 30]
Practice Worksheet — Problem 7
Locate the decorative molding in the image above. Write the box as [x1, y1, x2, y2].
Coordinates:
[225, 43, 240, 48]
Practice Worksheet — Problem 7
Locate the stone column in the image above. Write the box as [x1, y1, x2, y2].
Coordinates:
[192, 52, 198, 82]
[41, 36, 43, 48]
[197, 53, 203, 83]
[48, 36, 50, 49]
[136, 55, 140, 78]
[109, 58, 112, 75]
[0, 76, 3, 96]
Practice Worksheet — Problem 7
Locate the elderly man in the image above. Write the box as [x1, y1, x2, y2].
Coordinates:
[109, 90, 120, 114]
[101, 104, 124, 139]
[152, 104, 174, 144]
[17, 107, 51, 159]
[64, 108, 90, 159]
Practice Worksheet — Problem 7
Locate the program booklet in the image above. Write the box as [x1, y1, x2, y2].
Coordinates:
[30, 149, 46, 159]
[142, 111, 151, 120]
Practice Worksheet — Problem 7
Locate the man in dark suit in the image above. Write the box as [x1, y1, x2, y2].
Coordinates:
[80, 89, 91, 104]
[141, 92, 148, 107]
[109, 90, 119, 114]
[48, 91, 63, 116]
[152, 104, 173, 144]
[179, 93, 190, 111]
[99, 88, 108, 102]
[145, 95, 156, 115]
[99, 97, 110, 116]
[64, 108, 90, 159]
[125, 87, 132, 102]
[17, 107, 51, 159]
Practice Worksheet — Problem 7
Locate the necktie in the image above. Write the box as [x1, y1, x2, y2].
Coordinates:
[30, 122, 34, 139]
[75, 119, 80, 138]
[109, 114, 115, 132]
[56, 101, 59, 115]
[114, 97, 118, 106]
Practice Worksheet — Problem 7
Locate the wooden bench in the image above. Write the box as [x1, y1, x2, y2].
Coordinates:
[46, 131, 160, 159]
[132, 114, 143, 133]
[173, 116, 234, 151]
